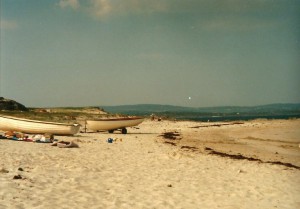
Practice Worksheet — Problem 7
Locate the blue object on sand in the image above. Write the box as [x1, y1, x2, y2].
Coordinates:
[107, 138, 113, 143]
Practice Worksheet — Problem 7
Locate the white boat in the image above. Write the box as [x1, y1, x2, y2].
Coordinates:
[0, 115, 80, 135]
[86, 117, 144, 134]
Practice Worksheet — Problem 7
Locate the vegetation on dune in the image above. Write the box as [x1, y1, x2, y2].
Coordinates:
[0, 107, 116, 123]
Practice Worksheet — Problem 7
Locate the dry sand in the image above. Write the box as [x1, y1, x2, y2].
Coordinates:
[1, 119, 300, 209]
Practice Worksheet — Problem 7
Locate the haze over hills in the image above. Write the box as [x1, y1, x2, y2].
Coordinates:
[1, 96, 299, 121]
[101, 103, 300, 116]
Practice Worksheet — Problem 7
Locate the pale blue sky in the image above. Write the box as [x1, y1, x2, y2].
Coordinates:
[1, 0, 299, 107]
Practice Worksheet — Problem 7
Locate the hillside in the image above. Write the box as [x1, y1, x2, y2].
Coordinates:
[101, 103, 300, 116]
[0, 97, 28, 111]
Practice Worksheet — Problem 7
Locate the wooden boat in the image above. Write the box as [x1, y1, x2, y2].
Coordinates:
[0, 115, 80, 135]
[86, 117, 144, 134]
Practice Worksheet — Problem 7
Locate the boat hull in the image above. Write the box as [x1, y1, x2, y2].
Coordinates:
[0, 115, 80, 135]
[86, 117, 144, 131]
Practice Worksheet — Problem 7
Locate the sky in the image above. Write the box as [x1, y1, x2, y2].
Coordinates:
[0, 0, 299, 108]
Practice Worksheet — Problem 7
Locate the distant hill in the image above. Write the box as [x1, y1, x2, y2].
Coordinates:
[101, 104, 194, 114]
[101, 103, 300, 116]
[0, 97, 28, 111]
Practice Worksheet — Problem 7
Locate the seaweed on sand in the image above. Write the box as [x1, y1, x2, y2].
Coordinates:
[164, 141, 177, 146]
[207, 148, 300, 170]
[190, 122, 244, 128]
[181, 146, 198, 151]
[160, 132, 181, 140]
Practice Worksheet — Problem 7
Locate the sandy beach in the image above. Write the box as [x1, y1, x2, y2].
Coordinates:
[1, 119, 300, 209]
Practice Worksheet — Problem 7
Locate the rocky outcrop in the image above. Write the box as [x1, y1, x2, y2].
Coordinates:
[0, 97, 28, 111]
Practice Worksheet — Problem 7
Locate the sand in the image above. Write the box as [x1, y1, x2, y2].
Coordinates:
[1, 119, 300, 209]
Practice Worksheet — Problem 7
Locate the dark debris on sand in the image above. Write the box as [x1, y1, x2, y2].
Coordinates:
[190, 122, 244, 128]
[160, 132, 181, 140]
[164, 141, 177, 146]
[181, 146, 198, 151]
[207, 147, 300, 170]
[13, 174, 23, 180]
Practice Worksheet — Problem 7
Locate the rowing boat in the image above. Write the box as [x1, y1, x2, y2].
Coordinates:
[0, 115, 80, 135]
[86, 117, 144, 134]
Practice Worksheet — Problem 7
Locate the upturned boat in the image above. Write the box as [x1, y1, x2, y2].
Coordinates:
[0, 115, 80, 135]
[86, 117, 144, 134]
